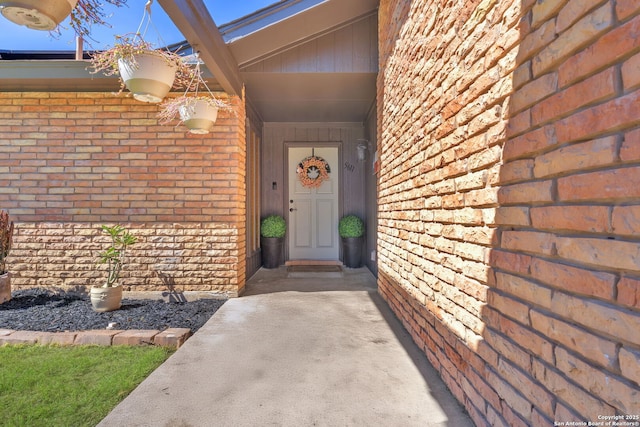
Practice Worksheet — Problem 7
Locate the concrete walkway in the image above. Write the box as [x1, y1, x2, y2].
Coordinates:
[99, 267, 473, 427]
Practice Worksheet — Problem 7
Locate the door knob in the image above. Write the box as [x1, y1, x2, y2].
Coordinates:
[289, 208, 296, 212]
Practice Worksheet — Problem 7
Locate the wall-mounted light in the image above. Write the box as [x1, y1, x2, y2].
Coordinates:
[356, 139, 369, 162]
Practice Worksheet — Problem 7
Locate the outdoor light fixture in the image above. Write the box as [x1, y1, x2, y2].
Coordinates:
[356, 139, 369, 162]
[0, 0, 78, 31]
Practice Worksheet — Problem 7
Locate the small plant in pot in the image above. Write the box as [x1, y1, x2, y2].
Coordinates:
[339, 214, 365, 268]
[260, 215, 286, 269]
[0, 210, 14, 304]
[90, 33, 194, 103]
[91, 224, 137, 312]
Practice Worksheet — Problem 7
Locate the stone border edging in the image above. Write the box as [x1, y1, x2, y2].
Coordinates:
[0, 328, 192, 349]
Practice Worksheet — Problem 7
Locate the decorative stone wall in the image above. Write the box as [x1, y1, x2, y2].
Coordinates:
[10, 222, 243, 296]
[0, 92, 247, 297]
[378, 0, 640, 425]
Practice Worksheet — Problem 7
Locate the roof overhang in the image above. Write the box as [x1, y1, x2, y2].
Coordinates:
[221, 0, 378, 69]
[0, 59, 118, 91]
[158, 0, 243, 96]
[0, 0, 379, 123]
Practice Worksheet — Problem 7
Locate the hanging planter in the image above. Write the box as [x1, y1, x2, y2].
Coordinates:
[117, 50, 178, 103]
[179, 98, 219, 134]
[0, 0, 127, 35]
[90, 34, 193, 103]
[158, 55, 231, 134]
[159, 95, 229, 134]
[0, 0, 78, 30]
[89, 2, 193, 103]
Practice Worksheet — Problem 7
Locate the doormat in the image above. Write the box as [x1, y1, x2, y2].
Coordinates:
[286, 265, 343, 278]
[287, 265, 342, 273]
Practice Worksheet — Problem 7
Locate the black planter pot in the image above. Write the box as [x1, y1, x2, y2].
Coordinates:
[261, 236, 284, 269]
[342, 237, 363, 268]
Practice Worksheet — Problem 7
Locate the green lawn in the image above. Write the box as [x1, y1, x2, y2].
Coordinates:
[0, 345, 174, 427]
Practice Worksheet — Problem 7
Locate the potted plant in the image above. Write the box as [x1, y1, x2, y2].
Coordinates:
[158, 56, 232, 134]
[158, 95, 230, 134]
[90, 33, 194, 103]
[339, 214, 365, 268]
[90, 224, 137, 312]
[0, 0, 125, 34]
[0, 210, 14, 304]
[260, 215, 286, 269]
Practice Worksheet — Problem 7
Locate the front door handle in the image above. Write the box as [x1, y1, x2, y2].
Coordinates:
[289, 208, 296, 212]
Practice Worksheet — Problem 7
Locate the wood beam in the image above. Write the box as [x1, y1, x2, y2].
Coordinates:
[158, 0, 243, 96]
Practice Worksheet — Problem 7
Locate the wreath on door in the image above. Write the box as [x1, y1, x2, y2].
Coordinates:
[297, 155, 331, 188]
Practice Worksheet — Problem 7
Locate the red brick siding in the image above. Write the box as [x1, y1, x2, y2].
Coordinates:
[0, 92, 246, 296]
[378, 0, 640, 425]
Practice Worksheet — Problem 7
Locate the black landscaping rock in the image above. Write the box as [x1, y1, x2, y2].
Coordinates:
[0, 288, 225, 333]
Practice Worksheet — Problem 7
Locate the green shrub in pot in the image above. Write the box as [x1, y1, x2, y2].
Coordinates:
[338, 215, 365, 238]
[260, 215, 286, 268]
[339, 215, 364, 268]
[261, 215, 286, 238]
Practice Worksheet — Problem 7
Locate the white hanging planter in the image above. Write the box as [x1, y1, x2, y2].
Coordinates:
[0, 0, 78, 30]
[156, 55, 231, 134]
[179, 99, 219, 134]
[118, 51, 178, 103]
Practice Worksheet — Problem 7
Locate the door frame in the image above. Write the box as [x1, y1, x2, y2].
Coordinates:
[284, 141, 343, 262]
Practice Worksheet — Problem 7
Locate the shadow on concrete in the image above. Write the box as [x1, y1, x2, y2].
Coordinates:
[242, 266, 473, 427]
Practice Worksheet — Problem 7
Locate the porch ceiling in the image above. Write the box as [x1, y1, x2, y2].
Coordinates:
[242, 72, 376, 122]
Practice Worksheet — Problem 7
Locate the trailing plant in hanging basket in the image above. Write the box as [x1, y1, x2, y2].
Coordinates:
[157, 54, 233, 133]
[158, 95, 232, 134]
[90, 33, 194, 102]
[0, 0, 126, 34]
[69, 0, 127, 38]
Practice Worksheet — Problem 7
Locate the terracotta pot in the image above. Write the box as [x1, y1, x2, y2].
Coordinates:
[118, 52, 177, 103]
[0, 0, 78, 31]
[90, 285, 123, 312]
[0, 272, 10, 304]
[179, 100, 219, 134]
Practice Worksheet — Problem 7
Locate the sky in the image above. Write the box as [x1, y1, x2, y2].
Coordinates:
[0, 0, 278, 51]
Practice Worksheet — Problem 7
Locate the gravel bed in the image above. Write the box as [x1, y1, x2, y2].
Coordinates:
[0, 288, 225, 333]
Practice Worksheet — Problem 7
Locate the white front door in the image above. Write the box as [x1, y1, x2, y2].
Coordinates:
[288, 146, 340, 260]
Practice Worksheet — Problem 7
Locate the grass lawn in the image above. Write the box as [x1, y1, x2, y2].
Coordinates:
[0, 345, 174, 427]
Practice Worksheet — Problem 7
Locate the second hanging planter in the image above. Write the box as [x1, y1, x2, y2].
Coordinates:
[158, 95, 226, 134]
[157, 54, 232, 134]
[179, 98, 219, 134]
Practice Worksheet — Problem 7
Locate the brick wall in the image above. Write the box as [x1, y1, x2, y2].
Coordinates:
[378, 0, 640, 425]
[0, 92, 247, 296]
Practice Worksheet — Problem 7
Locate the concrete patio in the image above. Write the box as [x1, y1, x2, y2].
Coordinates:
[98, 266, 473, 426]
